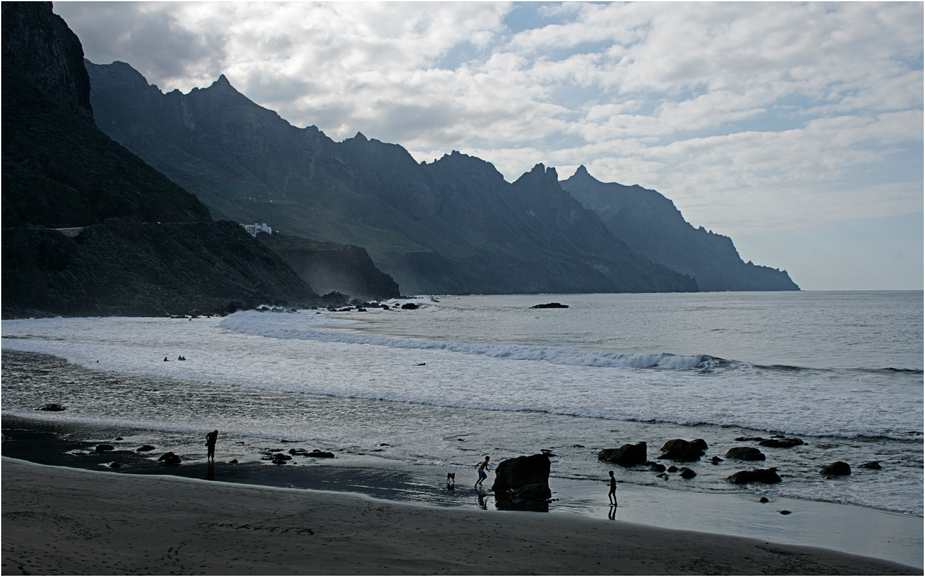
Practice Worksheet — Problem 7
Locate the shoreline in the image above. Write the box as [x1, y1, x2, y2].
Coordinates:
[2, 415, 922, 572]
[2, 457, 920, 575]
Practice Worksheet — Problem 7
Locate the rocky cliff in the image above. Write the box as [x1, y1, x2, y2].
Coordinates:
[85, 60, 698, 295]
[560, 166, 799, 292]
[1, 2, 321, 317]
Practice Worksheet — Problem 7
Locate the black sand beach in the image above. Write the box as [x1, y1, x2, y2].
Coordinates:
[2, 415, 922, 574]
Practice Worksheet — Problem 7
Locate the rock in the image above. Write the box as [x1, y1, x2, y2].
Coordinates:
[678, 467, 697, 479]
[656, 473, 669, 480]
[759, 437, 804, 448]
[658, 439, 705, 461]
[38, 403, 67, 411]
[271, 452, 292, 461]
[735, 436, 764, 442]
[157, 452, 181, 466]
[759, 496, 770, 503]
[95, 444, 115, 452]
[229, 459, 238, 464]
[598, 442, 647, 467]
[647, 462, 666, 473]
[108, 461, 122, 469]
[725, 447, 766, 461]
[780, 510, 791, 515]
[401, 303, 419, 310]
[667, 465, 678, 473]
[531, 303, 568, 309]
[491, 454, 552, 503]
[710, 456, 724, 465]
[859, 461, 882, 470]
[727, 468, 781, 484]
[308, 449, 335, 459]
[136, 445, 156, 452]
[820, 461, 851, 476]
[691, 439, 708, 451]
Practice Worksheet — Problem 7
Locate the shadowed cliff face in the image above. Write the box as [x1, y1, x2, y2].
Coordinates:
[2, 2, 92, 119]
[1, 3, 321, 317]
[85, 60, 698, 295]
[560, 166, 799, 292]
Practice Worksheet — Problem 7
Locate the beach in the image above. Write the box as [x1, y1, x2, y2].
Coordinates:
[2, 456, 919, 575]
[2, 295, 921, 574]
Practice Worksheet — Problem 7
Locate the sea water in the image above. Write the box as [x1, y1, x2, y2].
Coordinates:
[2, 291, 922, 519]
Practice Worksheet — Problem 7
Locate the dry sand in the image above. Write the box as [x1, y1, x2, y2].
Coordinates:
[2, 457, 918, 575]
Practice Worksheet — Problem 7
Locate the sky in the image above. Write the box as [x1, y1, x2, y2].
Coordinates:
[55, 1, 923, 290]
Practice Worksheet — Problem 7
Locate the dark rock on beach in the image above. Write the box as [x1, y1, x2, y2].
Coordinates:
[820, 461, 851, 476]
[759, 437, 804, 448]
[491, 453, 552, 503]
[37, 403, 67, 411]
[598, 442, 647, 466]
[678, 467, 697, 479]
[658, 438, 706, 461]
[135, 445, 156, 452]
[531, 303, 569, 309]
[157, 452, 181, 466]
[727, 468, 782, 484]
[859, 461, 882, 470]
[647, 462, 666, 473]
[710, 456, 724, 465]
[725, 447, 766, 461]
[95, 444, 114, 452]
[289, 448, 335, 459]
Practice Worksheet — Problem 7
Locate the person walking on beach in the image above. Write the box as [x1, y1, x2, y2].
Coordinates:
[607, 470, 617, 504]
[475, 456, 491, 487]
[206, 430, 218, 462]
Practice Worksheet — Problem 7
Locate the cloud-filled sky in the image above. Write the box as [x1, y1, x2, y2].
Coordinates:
[55, 1, 923, 290]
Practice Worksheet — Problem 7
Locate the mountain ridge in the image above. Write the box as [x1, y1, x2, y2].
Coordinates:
[560, 166, 799, 291]
[1, 2, 325, 317]
[86, 60, 698, 295]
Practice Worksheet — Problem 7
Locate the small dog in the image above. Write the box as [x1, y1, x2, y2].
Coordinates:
[446, 472, 455, 488]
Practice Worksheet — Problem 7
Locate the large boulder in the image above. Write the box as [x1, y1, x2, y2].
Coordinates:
[598, 442, 647, 466]
[727, 468, 782, 484]
[491, 454, 552, 503]
[725, 447, 766, 461]
[658, 439, 706, 461]
[820, 461, 851, 476]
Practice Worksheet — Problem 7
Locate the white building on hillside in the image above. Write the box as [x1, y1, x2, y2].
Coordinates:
[242, 223, 272, 237]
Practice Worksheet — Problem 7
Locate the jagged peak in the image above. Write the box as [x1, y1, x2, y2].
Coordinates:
[353, 131, 368, 142]
[209, 74, 234, 90]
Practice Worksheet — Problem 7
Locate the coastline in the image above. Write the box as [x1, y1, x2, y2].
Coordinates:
[2, 457, 919, 575]
[2, 415, 922, 573]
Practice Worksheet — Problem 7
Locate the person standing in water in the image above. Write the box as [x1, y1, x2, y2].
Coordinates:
[475, 456, 491, 487]
[206, 430, 218, 462]
[607, 470, 617, 505]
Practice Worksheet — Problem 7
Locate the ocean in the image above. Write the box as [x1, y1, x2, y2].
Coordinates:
[2, 291, 922, 521]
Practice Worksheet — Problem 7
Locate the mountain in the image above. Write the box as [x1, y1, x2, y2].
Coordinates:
[560, 166, 799, 292]
[85, 61, 697, 295]
[1, 2, 321, 317]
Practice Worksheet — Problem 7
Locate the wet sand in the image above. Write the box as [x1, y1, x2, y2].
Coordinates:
[2, 455, 919, 575]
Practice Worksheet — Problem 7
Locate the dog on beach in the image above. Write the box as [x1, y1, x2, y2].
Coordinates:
[446, 472, 455, 488]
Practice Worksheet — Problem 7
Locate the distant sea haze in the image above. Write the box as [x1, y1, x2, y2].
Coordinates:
[3, 291, 921, 518]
